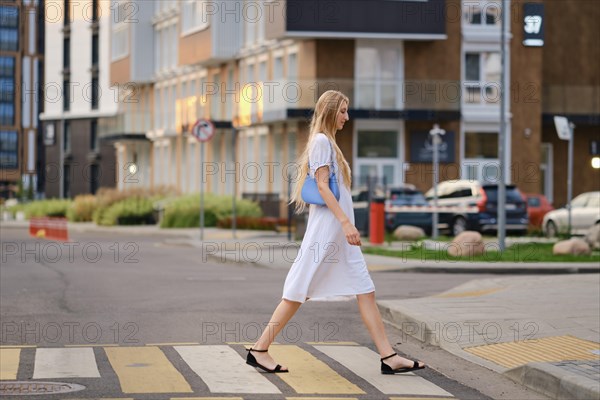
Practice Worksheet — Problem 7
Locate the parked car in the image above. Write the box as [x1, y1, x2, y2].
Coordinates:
[542, 191, 600, 237]
[385, 186, 433, 234]
[523, 193, 554, 228]
[424, 180, 529, 236]
[351, 184, 432, 235]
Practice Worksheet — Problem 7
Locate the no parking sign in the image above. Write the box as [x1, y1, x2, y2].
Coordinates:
[191, 119, 215, 142]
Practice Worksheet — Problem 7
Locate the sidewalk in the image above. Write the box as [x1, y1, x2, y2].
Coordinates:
[378, 275, 600, 400]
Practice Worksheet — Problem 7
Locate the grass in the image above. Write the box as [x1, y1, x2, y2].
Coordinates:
[363, 243, 600, 263]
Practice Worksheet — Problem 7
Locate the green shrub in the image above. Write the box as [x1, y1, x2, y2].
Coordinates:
[97, 197, 155, 226]
[24, 199, 72, 218]
[160, 193, 262, 228]
[67, 195, 97, 222]
[93, 186, 177, 225]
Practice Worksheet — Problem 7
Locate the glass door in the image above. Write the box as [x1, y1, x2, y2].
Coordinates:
[354, 130, 400, 187]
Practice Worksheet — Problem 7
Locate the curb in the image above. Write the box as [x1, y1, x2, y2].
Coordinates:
[504, 362, 600, 400]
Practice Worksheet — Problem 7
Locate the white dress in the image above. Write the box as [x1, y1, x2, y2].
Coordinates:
[282, 133, 376, 303]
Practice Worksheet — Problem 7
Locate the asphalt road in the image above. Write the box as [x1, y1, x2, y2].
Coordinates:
[0, 228, 549, 399]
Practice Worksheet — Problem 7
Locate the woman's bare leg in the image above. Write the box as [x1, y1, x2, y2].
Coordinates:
[251, 299, 302, 370]
[356, 291, 425, 369]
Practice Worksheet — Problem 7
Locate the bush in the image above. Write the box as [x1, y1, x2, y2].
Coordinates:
[93, 186, 177, 225]
[67, 195, 97, 222]
[160, 193, 262, 228]
[24, 199, 72, 218]
[97, 197, 155, 226]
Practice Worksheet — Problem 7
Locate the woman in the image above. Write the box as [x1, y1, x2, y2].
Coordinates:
[246, 90, 426, 375]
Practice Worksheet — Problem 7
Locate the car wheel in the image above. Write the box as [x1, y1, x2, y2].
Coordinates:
[452, 216, 467, 236]
[546, 220, 558, 238]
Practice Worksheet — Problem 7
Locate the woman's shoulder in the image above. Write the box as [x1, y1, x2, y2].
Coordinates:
[311, 133, 330, 146]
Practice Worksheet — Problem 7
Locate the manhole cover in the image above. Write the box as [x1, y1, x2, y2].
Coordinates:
[0, 381, 85, 395]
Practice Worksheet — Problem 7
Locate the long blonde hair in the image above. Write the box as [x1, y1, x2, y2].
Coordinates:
[290, 90, 352, 213]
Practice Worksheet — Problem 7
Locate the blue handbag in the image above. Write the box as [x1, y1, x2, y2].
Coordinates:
[301, 141, 340, 205]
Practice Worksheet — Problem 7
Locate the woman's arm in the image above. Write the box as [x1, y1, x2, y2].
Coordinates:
[315, 166, 362, 246]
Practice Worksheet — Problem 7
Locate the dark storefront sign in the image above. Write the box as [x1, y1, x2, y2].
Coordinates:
[285, 0, 446, 37]
[410, 131, 455, 163]
[523, 3, 544, 47]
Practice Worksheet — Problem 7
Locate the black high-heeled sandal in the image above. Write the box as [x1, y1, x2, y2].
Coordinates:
[246, 348, 289, 373]
[380, 352, 425, 374]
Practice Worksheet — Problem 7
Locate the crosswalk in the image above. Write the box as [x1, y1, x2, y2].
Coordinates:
[1, 342, 454, 399]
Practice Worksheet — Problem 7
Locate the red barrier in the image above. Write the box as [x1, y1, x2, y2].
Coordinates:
[29, 217, 68, 241]
[369, 198, 385, 245]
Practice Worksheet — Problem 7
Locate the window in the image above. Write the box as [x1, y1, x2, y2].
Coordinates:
[111, 26, 128, 60]
[463, 1, 501, 26]
[63, 79, 70, 111]
[0, 6, 19, 51]
[287, 53, 297, 79]
[90, 120, 98, 151]
[355, 43, 402, 109]
[63, 37, 70, 70]
[91, 77, 99, 109]
[0, 57, 15, 125]
[357, 131, 398, 158]
[181, 0, 208, 35]
[63, 122, 71, 153]
[0, 130, 17, 169]
[63, 164, 71, 198]
[92, 0, 99, 22]
[465, 131, 498, 158]
[64, 0, 70, 26]
[90, 164, 100, 194]
[91, 33, 99, 67]
[273, 57, 283, 81]
[463, 52, 500, 105]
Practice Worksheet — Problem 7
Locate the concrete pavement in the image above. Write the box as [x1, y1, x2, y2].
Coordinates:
[3, 220, 599, 399]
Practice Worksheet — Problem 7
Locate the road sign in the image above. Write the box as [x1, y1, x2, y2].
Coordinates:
[553, 116, 571, 141]
[191, 119, 215, 142]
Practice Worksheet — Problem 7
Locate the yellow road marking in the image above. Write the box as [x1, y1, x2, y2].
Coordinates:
[287, 398, 359, 400]
[0, 345, 35, 348]
[306, 342, 359, 346]
[0, 348, 20, 380]
[465, 335, 600, 368]
[435, 288, 503, 298]
[146, 342, 200, 346]
[65, 343, 119, 347]
[105, 346, 193, 393]
[252, 345, 364, 394]
[171, 398, 243, 400]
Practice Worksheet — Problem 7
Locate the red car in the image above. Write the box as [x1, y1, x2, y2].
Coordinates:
[524, 193, 554, 228]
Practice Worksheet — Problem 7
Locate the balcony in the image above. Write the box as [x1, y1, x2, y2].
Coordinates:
[234, 78, 461, 126]
[98, 111, 152, 138]
[266, 0, 446, 41]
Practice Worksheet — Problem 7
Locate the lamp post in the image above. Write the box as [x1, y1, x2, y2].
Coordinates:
[430, 124, 445, 240]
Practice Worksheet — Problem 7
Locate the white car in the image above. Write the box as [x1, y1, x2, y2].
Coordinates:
[542, 191, 600, 237]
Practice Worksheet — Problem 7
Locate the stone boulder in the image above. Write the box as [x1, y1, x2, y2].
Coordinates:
[584, 224, 600, 250]
[393, 225, 426, 241]
[448, 231, 485, 258]
[553, 238, 591, 256]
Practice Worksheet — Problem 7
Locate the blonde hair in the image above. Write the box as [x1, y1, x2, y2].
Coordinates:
[290, 90, 352, 213]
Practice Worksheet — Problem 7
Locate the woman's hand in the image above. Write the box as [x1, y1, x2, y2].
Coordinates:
[342, 220, 362, 246]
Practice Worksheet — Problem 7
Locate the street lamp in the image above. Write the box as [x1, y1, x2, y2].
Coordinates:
[430, 124, 445, 240]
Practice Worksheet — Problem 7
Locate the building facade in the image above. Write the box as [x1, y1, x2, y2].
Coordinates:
[0, 0, 44, 199]
[40, 0, 118, 199]
[104, 0, 598, 212]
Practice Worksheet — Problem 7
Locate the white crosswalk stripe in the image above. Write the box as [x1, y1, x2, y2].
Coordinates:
[314, 345, 452, 397]
[32, 347, 100, 379]
[174, 345, 281, 394]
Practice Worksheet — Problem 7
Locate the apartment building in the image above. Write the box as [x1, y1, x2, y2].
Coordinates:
[0, 0, 44, 199]
[107, 0, 598, 212]
[40, 0, 118, 198]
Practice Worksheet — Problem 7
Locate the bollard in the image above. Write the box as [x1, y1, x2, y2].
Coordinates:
[369, 196, 385, 245]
